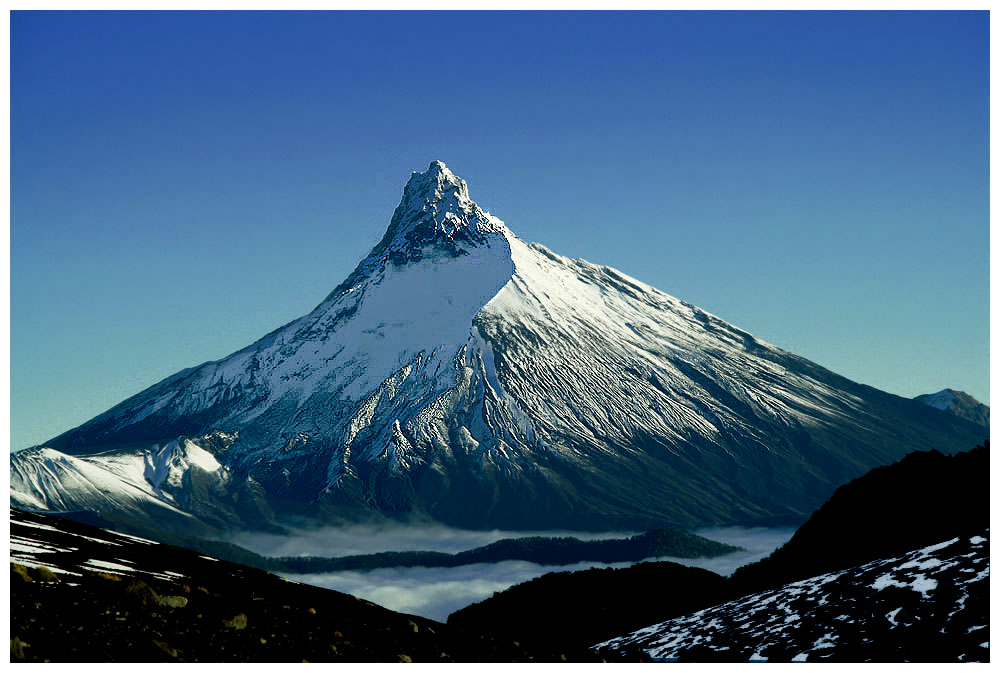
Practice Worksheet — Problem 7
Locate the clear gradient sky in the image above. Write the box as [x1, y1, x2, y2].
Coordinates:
[11, 10, 989, 451]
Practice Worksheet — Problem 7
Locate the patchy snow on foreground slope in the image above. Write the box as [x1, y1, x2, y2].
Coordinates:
[595, 533, 989, 662]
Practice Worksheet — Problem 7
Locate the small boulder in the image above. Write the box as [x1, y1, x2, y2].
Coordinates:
[11, 564, 33, 583]
[34, 567, 61, 583]
[152, 640, 178, 658]
[10, 637, 30, 659]
[157, 595, 189, 609]
[124, 580, 160, 606]
[223, 613, 248, 630]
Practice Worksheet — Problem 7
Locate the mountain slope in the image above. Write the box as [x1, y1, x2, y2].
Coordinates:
[595, 533, 989, 662]
[729, 443, 989, 595]
[10, 161, 987, 534]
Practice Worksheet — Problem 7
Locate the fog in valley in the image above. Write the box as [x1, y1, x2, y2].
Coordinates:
[228, 522, 638, 558]
[285, 558, 643, 622]
[676, 526, 797, 575]
[232, 524, 796, 622]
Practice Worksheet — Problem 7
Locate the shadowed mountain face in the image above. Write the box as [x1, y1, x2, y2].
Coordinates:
[10, 161, 988, 535]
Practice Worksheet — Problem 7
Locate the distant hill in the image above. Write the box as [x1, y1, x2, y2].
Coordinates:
[30, 510, 740, 574]
[914, 389, 989, 428]
[274, 528, 741, 573]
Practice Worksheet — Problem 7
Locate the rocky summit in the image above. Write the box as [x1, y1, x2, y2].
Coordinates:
[10, 161, 987, 535]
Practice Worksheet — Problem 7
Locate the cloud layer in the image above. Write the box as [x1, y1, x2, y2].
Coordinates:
[228, 522, 638, 558]
[270, 526, 796, 622]
[285, 558, 642, 623]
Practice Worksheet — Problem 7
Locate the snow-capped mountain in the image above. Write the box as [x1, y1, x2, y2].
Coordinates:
[10, 161, 987, 535]
[594, 533, 989, 662]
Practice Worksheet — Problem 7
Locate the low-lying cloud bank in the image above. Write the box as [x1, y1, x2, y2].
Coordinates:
[228, 523, 637, 558]
[285, 558, 641, 623]
[277, 526, 796, 622]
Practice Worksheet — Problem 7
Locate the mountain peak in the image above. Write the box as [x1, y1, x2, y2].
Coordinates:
[422, 159, 455, 181]
[371, 161, 505, 266]
[402, 160, 472, 211]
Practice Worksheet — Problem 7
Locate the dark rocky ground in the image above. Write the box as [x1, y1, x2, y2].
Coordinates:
[9, 508, 628, 663]
[595, 533, 990, 662]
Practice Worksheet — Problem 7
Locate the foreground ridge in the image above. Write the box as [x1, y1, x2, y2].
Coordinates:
[594, 533, 990, 662]
[9, 507, 613, 663]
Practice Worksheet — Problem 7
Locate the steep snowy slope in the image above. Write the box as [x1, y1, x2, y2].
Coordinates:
[10, 161, 987, 534]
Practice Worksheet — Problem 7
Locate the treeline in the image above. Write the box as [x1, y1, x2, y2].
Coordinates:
[271, 528, 742, 574]
[108, 522, 741, 576]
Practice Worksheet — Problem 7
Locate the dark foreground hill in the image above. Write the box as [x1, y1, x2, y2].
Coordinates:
[448, 559, 732, 651]
[596, 532, 989, 662]
[729, 442, 989, 595]
[9, 508, 621, 663]
[449, 443, 989, 658]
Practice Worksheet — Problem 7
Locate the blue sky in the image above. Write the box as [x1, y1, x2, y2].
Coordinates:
[11, 11, 989, 450]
